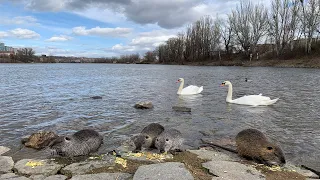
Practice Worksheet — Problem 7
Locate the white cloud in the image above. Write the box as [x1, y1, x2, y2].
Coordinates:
[46, 35, 73, 42]
[72, 26, 132, 37]
[111, 29, 177, 53]
[0, 16, 40, 25]
[9, 28, 40, 39]
[0, 31, 9, 38]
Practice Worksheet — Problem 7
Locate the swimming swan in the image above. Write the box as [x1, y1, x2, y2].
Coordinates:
[177, 78, 203, 95]
[220, 81, 278, 106]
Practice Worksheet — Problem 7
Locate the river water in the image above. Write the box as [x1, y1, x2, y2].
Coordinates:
[0, 63, 319, 169]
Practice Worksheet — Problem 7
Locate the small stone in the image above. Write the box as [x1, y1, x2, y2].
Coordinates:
[70, 173, 132, 180]
[0, 156, 14, 173]
[172, 106, 191, 112]
[133, 162, 193, 180]
[0, 146, 10, 155]
[134, 101, 153, 109]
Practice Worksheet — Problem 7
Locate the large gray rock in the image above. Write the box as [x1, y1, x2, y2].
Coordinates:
[44, 175, 68, 180]
[61, 155, 115, 176]
[14, 159, 64, 177]
[0, 156, 14, 173]
[70, 173, 132, 180]
[0, 173, 30, 180]
[30, 174, 68, 180]
[0, 146, 10, 155]
[188, 149, 233, 161]
[133, 162, 194, 180]
[202, 160, 265, 180]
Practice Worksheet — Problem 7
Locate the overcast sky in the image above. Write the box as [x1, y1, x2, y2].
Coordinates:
[0, 0, 269, 57]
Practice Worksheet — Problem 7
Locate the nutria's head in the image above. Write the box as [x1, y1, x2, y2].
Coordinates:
[155, 136, 172, 153]
[25, 131, 58, 149]
[141, 134, 153, 148]
[260, 143, 286, 166]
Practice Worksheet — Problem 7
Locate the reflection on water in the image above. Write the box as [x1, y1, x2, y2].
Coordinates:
[0, 64, 319, 170]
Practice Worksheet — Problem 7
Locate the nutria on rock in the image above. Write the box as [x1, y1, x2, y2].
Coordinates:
[236, 128, 286, 166]
[49, 129, 103, 157]
[155, 128, 184, 154]
[129, 123, 164, 152]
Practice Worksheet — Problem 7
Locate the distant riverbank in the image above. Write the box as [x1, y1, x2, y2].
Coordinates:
[176, 58, 320, 68]
[2, 57, 320, 68]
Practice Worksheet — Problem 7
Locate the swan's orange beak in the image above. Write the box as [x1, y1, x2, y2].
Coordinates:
[220, 83, 225, 87]
[176, 80, 180, 83]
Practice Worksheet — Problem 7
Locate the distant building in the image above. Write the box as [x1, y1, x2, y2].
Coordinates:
[0, 43, 5, 51]
[0, 42, 15, 55]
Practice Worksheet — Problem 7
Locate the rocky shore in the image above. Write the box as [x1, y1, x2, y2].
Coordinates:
[1, 145, 319, 180]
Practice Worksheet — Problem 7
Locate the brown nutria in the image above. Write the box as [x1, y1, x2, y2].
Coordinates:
[23, 131, 58, 150]
[130, 123, 164, 152]
[48, 129, 103, 157]
[155, 128, 184, 154]
[236, 129, 285, 166]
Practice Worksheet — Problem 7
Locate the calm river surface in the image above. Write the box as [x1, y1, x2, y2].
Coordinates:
[0, 63, 319, 169]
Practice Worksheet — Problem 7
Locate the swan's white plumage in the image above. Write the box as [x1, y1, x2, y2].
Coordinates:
[221, 81, 278, 106]
[177, 78, 203, 95]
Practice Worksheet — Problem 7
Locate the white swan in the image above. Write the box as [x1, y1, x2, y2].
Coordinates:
[220, 81, 278, 106]
[177, 78, 203, 95]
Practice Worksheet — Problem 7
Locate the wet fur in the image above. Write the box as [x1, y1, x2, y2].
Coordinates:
[132, 123, 164, 152]
[155, 129, 184, 154]
[49, 129, 103, 157]
[236, 129, 285, 166]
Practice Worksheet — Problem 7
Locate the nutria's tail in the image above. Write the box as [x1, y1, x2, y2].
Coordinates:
[200, 141, 237, 154]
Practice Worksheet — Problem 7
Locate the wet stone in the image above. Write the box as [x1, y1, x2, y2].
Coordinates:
[134, 101, 153, 109]
[172, 106, 191, 112]
[133, 162, 194, 180]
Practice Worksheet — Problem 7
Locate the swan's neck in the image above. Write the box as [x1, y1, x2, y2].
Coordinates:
[177, 80, 184, 94]
[226, 84, 233, 102]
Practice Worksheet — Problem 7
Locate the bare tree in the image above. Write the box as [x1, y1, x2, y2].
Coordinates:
[300, 0, 320, 53]
[219, 17, 234, 54]
[16, 48, 35, 63]
[268, 0, 301, 56]
[229, 1, 268, 56]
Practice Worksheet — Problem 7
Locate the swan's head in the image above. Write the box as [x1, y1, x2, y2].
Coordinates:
[220, 81, 231, 86]
[176, 78, 184, 83]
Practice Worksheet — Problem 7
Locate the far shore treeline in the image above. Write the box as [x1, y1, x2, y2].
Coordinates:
[2, 0, 320, 67]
